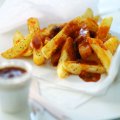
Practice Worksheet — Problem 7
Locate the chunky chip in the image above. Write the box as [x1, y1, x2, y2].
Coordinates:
[1, 34, 33, 58]
[87, 37, 112, 72]
[23, 46, 33, 57]
[27, 17, 40, 34]
[81, 8, 94, 20]
[57, 37, 76, 78]
[13, 31, 33, 57]
[63, 61, 105, 74]
[32, 30, 45, 65]
[33, 49, 45, 65]
[13, 31, 24, 45]
[28, 18, 45, 64]
[104, 36, 119, 54]
[51, 48, 62, 66]
[97, 17, 113, 40]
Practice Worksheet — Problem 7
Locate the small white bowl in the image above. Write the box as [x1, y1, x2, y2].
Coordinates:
[0, 60, 32, 113]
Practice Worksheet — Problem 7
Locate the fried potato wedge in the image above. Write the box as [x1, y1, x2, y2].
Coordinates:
[81, 8, 100, 23]
[42, 24, 56, 37]
[27, 17, 40, 34]
[59, 37, 75, 62]
[57, 62, 70, 78]
[104, 36, 119, 54]
[85, 53, 101, 64]
[13, 31, 33, 57]
[32, 30, 45, 65]
[13, 31, 24, 45]
[97, 17, 113, 40]
[28, 18, 45, 63]
[1, 34, 33, 59]
[81, 8, 93, 20]
[33, 49, 45, 65]
[94, 15, 100, 22]
[57, 37, 75, 78]
[23, 46, 33, 57]
[51, 48, 62, 66]
[41, 31, 67, 59]
[87, 37, 112, 72]
[63, 61, 105, 74]
[42, 17, 82, 59]
[78, 42, 92, 59]
[33, 48, 45, 65]
[84, 18, 98, 33]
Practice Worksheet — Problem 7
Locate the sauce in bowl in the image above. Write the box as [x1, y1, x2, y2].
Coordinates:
[0, 67, 26, 79]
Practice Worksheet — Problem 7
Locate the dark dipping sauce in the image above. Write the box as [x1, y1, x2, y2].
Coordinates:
[0, 67, 26, 79]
